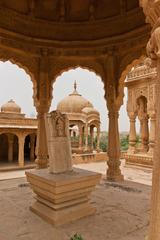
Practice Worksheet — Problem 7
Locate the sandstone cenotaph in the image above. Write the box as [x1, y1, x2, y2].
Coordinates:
[26, 111, 101, 225]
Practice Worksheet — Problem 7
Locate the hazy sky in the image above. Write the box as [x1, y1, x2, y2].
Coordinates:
[0, 61, 131, 132]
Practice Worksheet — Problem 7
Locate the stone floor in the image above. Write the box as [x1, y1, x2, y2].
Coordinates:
[0, 160, 152, 185]
[0, 161, 152, 240]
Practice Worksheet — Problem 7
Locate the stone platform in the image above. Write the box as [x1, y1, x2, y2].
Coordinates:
[26, 168, 101, 226]
[0, 175, 150, 240]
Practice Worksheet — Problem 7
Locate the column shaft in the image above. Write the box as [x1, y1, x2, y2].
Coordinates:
[148, 114, 156, 155]
[96, 127, 100, 152]
[138, 116, 149, 153]
[8, 135, 14, 162]
[128, 114, 137, 154]
[149, 59, 160, 240]
[90, 127, 94, 151]
[30, 134, 36, 161]
[18, 135, 25, 167]
[141, 117, 149, 153]
[78, 125, 83, 150]
[35, 111, 48, 168]
[85, 124, 88, 151]
[107, 111, 124, 181]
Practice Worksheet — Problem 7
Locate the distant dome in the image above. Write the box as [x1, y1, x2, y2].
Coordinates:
[82, 107, 99, 115]
[1, 100, 21, 113]
[57, 82, 93, 113]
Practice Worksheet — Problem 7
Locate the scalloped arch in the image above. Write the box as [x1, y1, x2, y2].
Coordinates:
[116, 53, 146, 109]
[49, 62, 107, 107]
[0, 56, 38, 106]
[50, 60, 105, 85]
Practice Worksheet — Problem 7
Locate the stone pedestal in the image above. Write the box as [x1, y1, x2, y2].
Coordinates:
[26, 110, 101, 225]
[26, 167, 101, 226]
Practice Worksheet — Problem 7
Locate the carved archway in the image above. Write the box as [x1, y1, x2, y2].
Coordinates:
[117, 53, 146, 109]
[0, 48, 38, 105]
[49, 58, 106, 103]
[0, 133, 18, 164]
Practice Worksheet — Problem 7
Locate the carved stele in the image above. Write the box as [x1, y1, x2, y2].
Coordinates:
[45, 110, 72, 173]
[26, 110, 101, 226]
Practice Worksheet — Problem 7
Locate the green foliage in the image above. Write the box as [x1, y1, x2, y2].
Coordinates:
[99, 132, 108, 152]
[120, 134, 129, 151]
[71, 136, 79, 142]
[70, 233, 84, 240]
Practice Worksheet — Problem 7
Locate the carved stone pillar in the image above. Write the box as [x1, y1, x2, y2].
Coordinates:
[90, 126, 94, 151]
[78, 125, 83, 150]
[30, 134, 36, 161]
[97, 126, 100, 152]
[107, 111, 124, 181]
[141, 116, 149, 153]
[18, 135, 25, 167]
[85, 124, 88, 151]
[141, 3, 160, 236]
[138, 115, 149, 153]
[148, 61, 160, 240]
[127, 113, 137, 154]
[148, 113, 156, 155]
[35, 106, 49, 168]
[34, 53, 52, 169]
[7, 134, 14, 162]
[104, 52, 124, 182]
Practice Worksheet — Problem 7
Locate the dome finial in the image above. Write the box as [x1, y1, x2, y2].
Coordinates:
[74, 81, 77, 91]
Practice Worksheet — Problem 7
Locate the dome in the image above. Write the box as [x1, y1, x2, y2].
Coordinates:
[82, 107, 99, 115]
[57, 82, 93, 113]
[1, 99, 21, 114]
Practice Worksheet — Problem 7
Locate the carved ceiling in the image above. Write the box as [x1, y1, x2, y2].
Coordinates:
[0, 0, 149, 42]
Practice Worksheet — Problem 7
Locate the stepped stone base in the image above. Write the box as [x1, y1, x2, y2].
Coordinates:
[26, 168, 101, 226]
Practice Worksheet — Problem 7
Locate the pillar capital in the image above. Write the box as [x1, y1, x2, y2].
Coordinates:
[108, 110, 119, 119]
[128, 112, 137, 120]
[148, 111, 156, 120]
[36, 104, 50, 115]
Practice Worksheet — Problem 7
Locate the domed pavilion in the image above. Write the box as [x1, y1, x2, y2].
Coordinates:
[0, 1, 160, 237]
[124, 59, 157, 167]
[0, 99, 37, 168]
[57, 82, 100, 153]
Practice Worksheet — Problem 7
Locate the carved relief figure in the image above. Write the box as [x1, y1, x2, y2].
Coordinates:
[56, 117, 65, 137]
